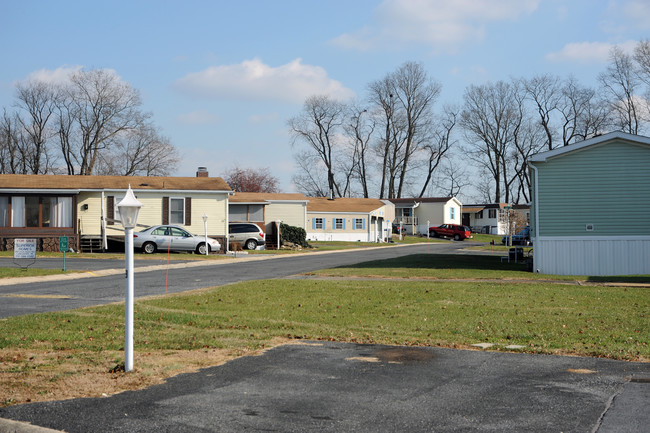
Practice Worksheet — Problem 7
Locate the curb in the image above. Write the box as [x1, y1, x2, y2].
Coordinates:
[0, 418, 62, 433]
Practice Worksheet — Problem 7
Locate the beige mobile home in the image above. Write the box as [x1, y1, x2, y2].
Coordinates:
[306, 197, 395, 242]
[0, 172, 231, 252]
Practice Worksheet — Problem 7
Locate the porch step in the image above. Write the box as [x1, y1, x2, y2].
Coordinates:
[80, 237, 102, 253]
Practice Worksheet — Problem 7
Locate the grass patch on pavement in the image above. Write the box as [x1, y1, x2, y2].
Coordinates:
[0, 267, 69, 279]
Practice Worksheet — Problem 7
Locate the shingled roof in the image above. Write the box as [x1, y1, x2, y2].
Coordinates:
[0, 174, 231, 192]
[229, 192, 309, 203]
[307, 197, 388, 213]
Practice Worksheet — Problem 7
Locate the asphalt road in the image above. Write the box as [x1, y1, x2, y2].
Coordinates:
[1, 341, 648, 432]
[0, 242, 463, 318]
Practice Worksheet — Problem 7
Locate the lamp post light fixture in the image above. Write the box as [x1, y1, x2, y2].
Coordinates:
[116, 186, 143, 373]
[202, 213, 209, 256]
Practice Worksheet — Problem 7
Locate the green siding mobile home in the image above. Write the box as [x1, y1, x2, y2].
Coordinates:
[529, 131, 650, 275]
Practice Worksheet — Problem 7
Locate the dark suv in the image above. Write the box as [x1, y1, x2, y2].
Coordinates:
[228, 222, 266, 250]
[428, 224, 472, 241]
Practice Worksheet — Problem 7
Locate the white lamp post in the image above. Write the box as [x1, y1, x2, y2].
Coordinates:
[202, 213, 209, 255]
[427, 220, 430, 239]
[276, 220, 282, 250]
[116, 186, 142, 373]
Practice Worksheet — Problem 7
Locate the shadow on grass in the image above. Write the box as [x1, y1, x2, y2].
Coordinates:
[336, 253, 650, 283]
[587, 275, 650, 283]
[337, 254, 529, 272]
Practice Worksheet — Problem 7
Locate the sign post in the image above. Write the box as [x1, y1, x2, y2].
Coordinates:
[59, 236, 69, 271]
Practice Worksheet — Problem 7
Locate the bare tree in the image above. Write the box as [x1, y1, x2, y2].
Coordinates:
[291, 150, 330, 197]
[0, 110, 23, 173]
[343, 105, 375, 197]
[63, 69, 148, 175]
[368, 62, 441, 198]
[288, 95, 345, 198]
[224, 166, 280, 193]
[94, 125, 179, 176]
[523, 74, 561, 150]
[417, 105, 457, 197]
[599, 46, 642, 134]
[13, 80, 58, 173]
[461, 81, 521, 203]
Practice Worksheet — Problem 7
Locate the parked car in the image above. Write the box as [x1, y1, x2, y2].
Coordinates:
[228, 222, 266, 250]
[392, 223, 407, 234]
[428, 224, 473, 241]
[133, 225, 221, 254]
[502, 226, 532, 246]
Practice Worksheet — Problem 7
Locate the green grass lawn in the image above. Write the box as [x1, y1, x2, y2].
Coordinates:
[1, 252, 648, 407]
[0, 267, 70, 279]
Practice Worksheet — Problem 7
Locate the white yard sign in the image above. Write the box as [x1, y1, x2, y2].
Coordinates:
[14, 238, 37, 259]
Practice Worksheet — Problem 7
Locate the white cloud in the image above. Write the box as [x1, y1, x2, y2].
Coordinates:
[174, 58, 355, 104]
[177, 110, 220, 125]
[248, 112, 280, 124]
[330, 0, 540, 52]
[621, 0, 650, 30]
[546, 40, 638, 64]
[22, 65, 83, 85]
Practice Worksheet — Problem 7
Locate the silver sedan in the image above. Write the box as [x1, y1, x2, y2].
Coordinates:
[133, 225, 221, 254]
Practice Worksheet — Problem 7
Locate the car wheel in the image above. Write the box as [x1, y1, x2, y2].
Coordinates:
[244, 239, 257, 250]
[142, 242, 157, 254]
[196, 243, 209, 255]
[431, 231, 438, 238]
[453, 234, 461, 241]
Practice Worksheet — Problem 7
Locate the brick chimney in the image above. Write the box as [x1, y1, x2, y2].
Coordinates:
[196, 167, 208, 177]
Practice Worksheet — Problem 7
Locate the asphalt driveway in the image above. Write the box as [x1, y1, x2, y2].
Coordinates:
[1, 341, 648, 432]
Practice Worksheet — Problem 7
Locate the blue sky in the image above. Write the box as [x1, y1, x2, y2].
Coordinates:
[2, 0, 649, 196]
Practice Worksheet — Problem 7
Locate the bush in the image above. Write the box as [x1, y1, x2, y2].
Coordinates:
[280, 223, 308, 247]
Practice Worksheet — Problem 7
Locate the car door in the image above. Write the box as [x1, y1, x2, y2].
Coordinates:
[150, 226, 172, 250]
[229, 224, 243, 244]
[169, 226, 194, 251]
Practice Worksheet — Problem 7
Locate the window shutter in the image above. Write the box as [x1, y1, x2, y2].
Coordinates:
[107, 196, 114, 225]
[342, 219, 346, 230]
[362, 219, 366, 230]
[185, 197, 191, 226]
[312, 219, 316, 230]
[331, 218, 335, 230]
[162, 197, 169, 224]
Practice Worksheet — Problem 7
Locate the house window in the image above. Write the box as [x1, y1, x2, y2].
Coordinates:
[450, 207, 455, 220]
[335, 218, 344, 229]
[488, 209, 497, 218]
[170, 198, 185, 224]
[314, 218, 323, 229]
[476, 210, 483, 219]
[354, 218, 364, 229]
[2, 195, 72, 228]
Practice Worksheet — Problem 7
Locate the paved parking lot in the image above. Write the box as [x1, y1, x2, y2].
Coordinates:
[1, 341, 648, 432]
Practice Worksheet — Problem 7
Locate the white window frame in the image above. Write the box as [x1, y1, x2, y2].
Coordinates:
[315, 218, 323, 229]
[354, 218, 363, 230]
[170, 197, 185, 225]
[450, 207, 455, 220]
[335, 218, 344, 230]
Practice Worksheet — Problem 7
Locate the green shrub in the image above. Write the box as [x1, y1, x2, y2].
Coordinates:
[280, 223, 308, 247]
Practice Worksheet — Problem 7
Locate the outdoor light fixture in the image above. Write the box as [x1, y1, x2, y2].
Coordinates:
[116, 185, 143, 372]
[202, 213, 209, 256]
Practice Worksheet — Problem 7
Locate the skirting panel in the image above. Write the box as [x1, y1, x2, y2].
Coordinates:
[533, 237, 650, 276]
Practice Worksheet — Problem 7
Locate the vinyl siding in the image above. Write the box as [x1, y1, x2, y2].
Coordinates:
[533, 140, 650, 237]
[78, 191, 229, 237]
[265, 203, 306, 229]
